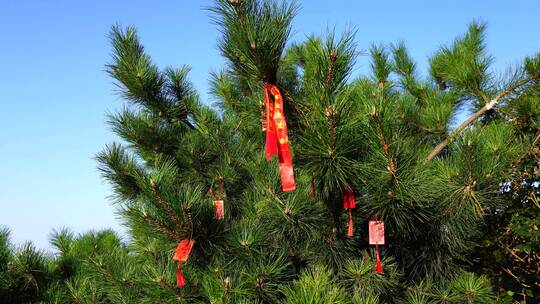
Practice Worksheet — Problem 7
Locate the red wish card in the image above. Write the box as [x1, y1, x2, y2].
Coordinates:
[173, 239, 195, 263]
[369, 221, 385, 245]
[342, 189, 355, 209]
[214, 199, 224, 220]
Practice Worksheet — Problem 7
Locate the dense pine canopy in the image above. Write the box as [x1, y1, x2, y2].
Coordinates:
[1, 0, 540, 303]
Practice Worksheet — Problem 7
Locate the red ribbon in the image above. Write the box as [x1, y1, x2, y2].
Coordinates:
[172, 239, 194, 287]
[342, 188, 355, 237]
[264, 84, 295, 192]
[210, 179, 225, 220]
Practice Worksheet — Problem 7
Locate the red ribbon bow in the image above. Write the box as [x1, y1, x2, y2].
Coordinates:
[264, 84, 295, 192]
[342, 188, 355, 237]
[172, 239, 195, 287]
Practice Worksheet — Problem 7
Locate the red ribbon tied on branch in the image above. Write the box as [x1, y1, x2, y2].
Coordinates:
[263, 84, 295, 192]
[342, 188, 356, 237]
[172, 239, 195, 287]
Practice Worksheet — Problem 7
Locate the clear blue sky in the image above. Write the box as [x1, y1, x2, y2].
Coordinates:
[1, 1, 539, 250]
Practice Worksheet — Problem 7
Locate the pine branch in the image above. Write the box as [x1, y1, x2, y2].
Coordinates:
[511, 131, 540, 170]
[426, 76, 536, 161]
[150, 180, 183, 232]
[142, 212, 180, 241]
[370, 103, 397, 183]
[156, 276, 183, 298]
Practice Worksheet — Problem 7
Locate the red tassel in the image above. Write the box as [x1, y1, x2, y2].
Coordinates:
[176, 264, 186, 287]
[264, 84, 295, 192]
[311, 175, 315, 195]
[347, 209, 354, 237]
[375, 244, 383, 273]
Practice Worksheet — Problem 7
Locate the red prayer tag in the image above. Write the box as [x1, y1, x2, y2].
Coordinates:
[342, 189, 355, 209]
[369, 221, 385, 245]
[173, 239, 195, 263]
[214, 199, 224, 220]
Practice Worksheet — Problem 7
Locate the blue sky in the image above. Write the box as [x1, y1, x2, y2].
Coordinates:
[1, 1, 539, 250]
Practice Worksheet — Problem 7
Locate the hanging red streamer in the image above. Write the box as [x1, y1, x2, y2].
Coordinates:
[311, 175, 315, 195]
[342, 188, 355, 237]
[172, 239, 195, 287]
[210, 179, 225, 220]
[369, 221, 385, 274]
[264, 84, 295, 192]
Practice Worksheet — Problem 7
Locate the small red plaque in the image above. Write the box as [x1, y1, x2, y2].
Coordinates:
[369, 221, 385, 245]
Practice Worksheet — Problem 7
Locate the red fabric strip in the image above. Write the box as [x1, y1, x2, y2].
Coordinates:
[264, 84, 295, 192]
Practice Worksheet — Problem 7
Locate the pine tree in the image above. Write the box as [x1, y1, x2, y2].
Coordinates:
[82, 0, 540, 303]
[0, 228, 56, 303]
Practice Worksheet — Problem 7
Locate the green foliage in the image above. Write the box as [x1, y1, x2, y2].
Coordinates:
[3, 0, 540, 303]
[279, 265, 349, 304]
[341, 253, 400, 301]
[404, 272, 495, 304]
[429, 22, 493, 101]
[88, 1, 540, 302]
[0, 228, 56, 303]
[210, 0, 298, 84]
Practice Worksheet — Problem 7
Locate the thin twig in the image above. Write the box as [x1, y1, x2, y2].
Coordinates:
[142, 213, 179, 241]
[156, 276, 183, 298]
[511, 131, 540, 170]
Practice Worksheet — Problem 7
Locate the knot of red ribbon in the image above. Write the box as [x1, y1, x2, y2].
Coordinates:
[263, 84, 295, 192]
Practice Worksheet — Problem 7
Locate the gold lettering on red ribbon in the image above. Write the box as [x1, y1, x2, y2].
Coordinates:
[264, 84, 295, 192]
